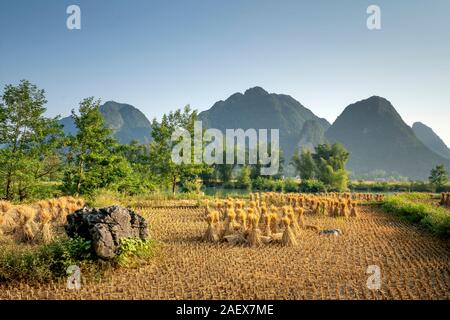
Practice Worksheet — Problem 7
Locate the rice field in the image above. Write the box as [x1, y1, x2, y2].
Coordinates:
[0, 193, 449, 300]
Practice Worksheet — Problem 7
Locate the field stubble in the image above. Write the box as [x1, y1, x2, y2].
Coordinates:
[0, 202, 449, 300]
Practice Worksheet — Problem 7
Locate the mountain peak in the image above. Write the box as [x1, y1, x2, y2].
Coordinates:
[244, 86, 269, 96]
[60, 101, 152, 144]
[326, 97, 450, 179]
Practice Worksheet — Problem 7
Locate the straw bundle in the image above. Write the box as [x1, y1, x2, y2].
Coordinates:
[203, 213, 220, 243]
[281, 217, 298, 247]
[350, 202, 358, 217]
[246, 213, 262, 247]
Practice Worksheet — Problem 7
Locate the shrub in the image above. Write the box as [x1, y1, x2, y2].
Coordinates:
[180, 180, 203, 194]
[0, 237, 93, 283]
[299, 179, 326, 193]
[283, 178, 299, 192]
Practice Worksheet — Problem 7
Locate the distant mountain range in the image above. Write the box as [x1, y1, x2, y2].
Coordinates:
[59, 88, 450, 180]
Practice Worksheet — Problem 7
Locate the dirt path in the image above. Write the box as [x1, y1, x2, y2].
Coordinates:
[1, 206, 449, 300]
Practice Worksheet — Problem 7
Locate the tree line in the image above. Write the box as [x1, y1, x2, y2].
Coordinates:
[2, 80, 445, 201]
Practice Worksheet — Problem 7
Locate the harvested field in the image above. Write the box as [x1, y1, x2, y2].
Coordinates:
[0, 203, 449, 300]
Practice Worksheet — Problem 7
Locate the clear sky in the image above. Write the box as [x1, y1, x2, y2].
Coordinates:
[1, 0, 449, 144]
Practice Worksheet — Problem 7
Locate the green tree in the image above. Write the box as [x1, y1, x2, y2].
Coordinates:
[115, 141, 158, 193]
[237, 165, 252, 190]
[0, 80, 63, 200]
[429, 164, 448, 190]
[291, 143, 350, 192]
[63, 97, 134, 195]
[149, 106, 208, 193]
[313, 143, 350, 191]
[291, 148, 316, 180]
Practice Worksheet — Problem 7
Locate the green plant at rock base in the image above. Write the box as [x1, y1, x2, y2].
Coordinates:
[115, 238, 155, 267]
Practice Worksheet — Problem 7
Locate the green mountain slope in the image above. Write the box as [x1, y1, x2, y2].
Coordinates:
[198, 87, 330, 160]
[325, 96, 450, 179]
[60, 101, 152, 144]
[412, 122, 450, 159]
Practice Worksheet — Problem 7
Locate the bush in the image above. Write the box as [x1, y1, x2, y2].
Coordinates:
[180, 180, 203, 193]
[299, 179, 326, 193]
[0, 237, 94, 283]
[0, 235, 156, 283]
[283, 178, 299, 192]
[252, 178, 285, 192]
[381, 193, 450, 238]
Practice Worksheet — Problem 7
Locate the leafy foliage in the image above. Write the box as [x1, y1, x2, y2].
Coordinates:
[299, 179, 326, 193]
[62, 97, 136, 195]
[0, 237, 93, 282]
[149, 106, 209, 193]
[292, 143, 350, 191]
[429, 164, 448, 190]
[381, 193, 450, 238]
[115, 238, 155, 267]
[0, 80, 63, 200]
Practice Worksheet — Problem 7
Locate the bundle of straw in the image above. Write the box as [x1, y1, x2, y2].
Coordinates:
[350, 202, 358, 217]
[281, 217, 298, 247]
[203, 213, 220, 243]
[246, 213, 262, 247]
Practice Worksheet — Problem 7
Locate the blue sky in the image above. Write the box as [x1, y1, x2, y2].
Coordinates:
[0, 0, 449, 144]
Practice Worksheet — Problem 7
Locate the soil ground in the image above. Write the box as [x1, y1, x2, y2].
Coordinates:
[1, 204, 449, 300]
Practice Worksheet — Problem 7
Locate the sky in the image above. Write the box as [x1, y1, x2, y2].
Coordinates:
[0, 0, 449, 144]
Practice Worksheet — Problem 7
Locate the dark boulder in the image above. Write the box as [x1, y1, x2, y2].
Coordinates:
[65, 205, 149, 259]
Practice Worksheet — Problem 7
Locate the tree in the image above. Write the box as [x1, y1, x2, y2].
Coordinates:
[149, 106, 207, 193]
[429, 164, 448, 190]
[0, 80, 63, 200]
[237, 165, 252, 190]
[115, 141, 158, 193]
[291, 148, 316, 180]
[291, 143, 350, 192]
[312, 143, 350, 191]
[63, 97, 134, 195]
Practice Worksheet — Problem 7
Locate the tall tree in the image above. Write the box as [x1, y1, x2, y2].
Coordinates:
[429, 164, 448, 189]
[313, 143, 350, 191]
[149, 106, 207, 193]
[237, 165, 252, 190]
[291, 148, 316, 180]
[291, 143, 350, 191]
[0, 80, 63, 200]
[63, 97, 133, 195]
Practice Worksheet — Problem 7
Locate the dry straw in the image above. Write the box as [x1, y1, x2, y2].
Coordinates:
[281, 217, 298, 247]
[16, 206, 37, 242]
[246, 213, 262, 247]
[39, 209, 53, 244]
[223, 208, 239, 237]
[203, 213, 219, 243]
[350, 202, 358, 217]
[237, 209, 247, 231]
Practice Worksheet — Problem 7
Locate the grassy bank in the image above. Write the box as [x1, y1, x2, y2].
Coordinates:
[381, 193, 450, 238]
